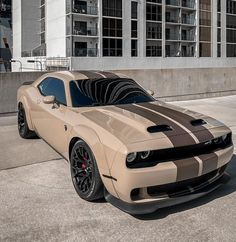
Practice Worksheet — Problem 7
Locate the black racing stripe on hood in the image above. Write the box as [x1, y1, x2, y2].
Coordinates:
[79, 71, 104, 79]
[117, 104, 197, 147]
[140, 102, 214, 143]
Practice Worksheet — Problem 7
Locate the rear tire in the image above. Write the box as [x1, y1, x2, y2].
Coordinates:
[70, 140, 104, 201]
[18, 103, 37, 139]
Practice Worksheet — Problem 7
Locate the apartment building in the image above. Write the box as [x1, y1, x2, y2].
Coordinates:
[0, 0, 12, 72]
[12, 0, 236, 71]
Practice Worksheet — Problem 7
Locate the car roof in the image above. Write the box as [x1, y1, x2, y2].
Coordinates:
[49, 70, 128, 81]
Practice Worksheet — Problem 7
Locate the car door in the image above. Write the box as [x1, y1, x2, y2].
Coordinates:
[32, 77, 70, 157]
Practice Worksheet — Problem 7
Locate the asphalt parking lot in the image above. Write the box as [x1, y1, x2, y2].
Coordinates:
[0, 95, 236, 242]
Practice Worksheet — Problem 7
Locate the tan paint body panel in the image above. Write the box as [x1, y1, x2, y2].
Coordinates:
[17, 71, 234, 204]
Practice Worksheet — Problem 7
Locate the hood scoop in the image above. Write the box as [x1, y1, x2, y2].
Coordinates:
[191, 119, 207, 127]
[147, 125, 173, 133]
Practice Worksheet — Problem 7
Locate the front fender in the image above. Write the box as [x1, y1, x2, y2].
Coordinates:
[69, 125, 120, 198]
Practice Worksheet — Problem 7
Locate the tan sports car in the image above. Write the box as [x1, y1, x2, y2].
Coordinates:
[17, 71, 234, 214]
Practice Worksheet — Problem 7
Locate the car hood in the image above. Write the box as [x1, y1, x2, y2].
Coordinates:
[77, 101, 227, 146]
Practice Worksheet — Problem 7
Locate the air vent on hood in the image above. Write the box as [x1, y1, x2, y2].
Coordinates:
[191, 119, 207, 127]
[147, 125, 173, 133]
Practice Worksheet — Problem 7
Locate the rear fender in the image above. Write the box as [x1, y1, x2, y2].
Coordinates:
[18, 96, 34, 131]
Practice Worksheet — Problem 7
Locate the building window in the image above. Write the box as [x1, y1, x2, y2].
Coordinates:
[226, 1, 236, 57]
[217, 28, 221, 43]
[199, 0, 212, 57]
[217, 0, 221, 12]
[103, 18, 122, 37]
[227, 0, 236, 14]
[131, 40, 138, 57]
[226, 15, 236, 29]
[146, 3, 162, 22]
[217, 44, 221, 57]
[103, 38, 122, 56]
[146, 22, 162, 39]
[131, 1, 138, 19]
[227, 44, 236, 57]
[146, 41, 162, 57]
[131, 21, 138, 38]
[102, 0, 122, 18]
[200, 43, 211, 57]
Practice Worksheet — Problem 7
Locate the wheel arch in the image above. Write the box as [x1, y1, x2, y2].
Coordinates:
[68, 126, 119, 199]
[17, 96, 34, 131]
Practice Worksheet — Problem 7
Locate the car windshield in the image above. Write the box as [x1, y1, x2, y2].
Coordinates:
[70, 78, 155, 107]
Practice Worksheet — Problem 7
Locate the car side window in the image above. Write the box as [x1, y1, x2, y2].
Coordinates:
[38, 77, 67, 106]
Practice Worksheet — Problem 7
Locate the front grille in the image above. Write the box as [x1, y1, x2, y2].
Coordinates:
[130, 164, 227, 201]
[147, 164, 227, 198]
[127, 133, 232, 169]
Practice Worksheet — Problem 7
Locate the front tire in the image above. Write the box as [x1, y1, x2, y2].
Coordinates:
[70, 140, 104, 201]
[18, 103, 36, 139]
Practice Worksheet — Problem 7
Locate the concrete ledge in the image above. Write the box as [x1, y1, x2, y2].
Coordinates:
[0, 67, 236, 113]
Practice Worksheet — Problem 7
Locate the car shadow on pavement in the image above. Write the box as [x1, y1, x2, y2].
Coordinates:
[133, 154, 236, 221]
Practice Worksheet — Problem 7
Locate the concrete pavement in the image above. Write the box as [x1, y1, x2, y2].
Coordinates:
[0, 95, 236, 242]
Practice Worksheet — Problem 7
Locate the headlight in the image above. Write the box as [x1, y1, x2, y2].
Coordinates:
[140, 151, 151, 159]
[126, 152, 137, 163]
[222, 134, 228, 142]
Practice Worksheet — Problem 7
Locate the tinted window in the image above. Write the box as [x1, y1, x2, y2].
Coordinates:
[70, 78, 154, 107]
[38, 77, 67, 105]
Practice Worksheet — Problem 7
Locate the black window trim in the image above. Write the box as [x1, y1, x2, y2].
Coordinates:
[37, 77, 67, 106]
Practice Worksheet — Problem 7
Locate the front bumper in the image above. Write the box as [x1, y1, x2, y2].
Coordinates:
[110, 145, 234, 203]
[105, 172, 230, 215]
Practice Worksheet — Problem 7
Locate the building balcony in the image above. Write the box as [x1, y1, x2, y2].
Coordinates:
[74, 48, 98, 57]
[166, 0, 180, 7]
[182, 17, 195, 25]
[182, 35, 195, 41]
[73, 5, 98, 16]
[166, 16, 181, 24]
[73, 27, 98, 37]
[166, 33, 180, 41]
[182, 0, 195, 9]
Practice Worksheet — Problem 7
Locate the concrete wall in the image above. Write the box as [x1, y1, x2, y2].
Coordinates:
[0, 67, 236, 114]
[46, 0, 67, 57]
[0, 72, 46, 114]
[12, 0, 41, 58]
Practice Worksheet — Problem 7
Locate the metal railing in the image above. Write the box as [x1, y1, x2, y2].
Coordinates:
[74, 48, 98, 57]
[73, 5, 98, 15]
[166, 0, 180, 7]
[182, 17, 195, 25]
[166, 16, 180, 23]
[73, 27, 98, 36]
[182, 34, 195, 41]
[166, 33, 180, 41]
[182, 0, 195, 9]
[21, 48, 46, 57]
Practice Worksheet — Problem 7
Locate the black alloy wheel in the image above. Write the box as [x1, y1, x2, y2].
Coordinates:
[70, 140, 103, 201]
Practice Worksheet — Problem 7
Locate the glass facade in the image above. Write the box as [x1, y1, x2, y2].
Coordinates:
[199, 0, 211, 57]
[102, 0, 122, 56]
[131, 1, 138, 57]
[226, 0, 236, 57]
[63, 0, 236, 59]
[146, 0, 162, 57]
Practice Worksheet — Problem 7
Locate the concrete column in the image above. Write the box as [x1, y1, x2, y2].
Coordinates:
[123, 0, 131, 57]
[212, 0, 217, 57]
[162, 0, 166, 57]
[98, 0, 103, 57]
[221, 0, 227, 58]
[139, 0, 145, 57]
[196, 0, 199, 58]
